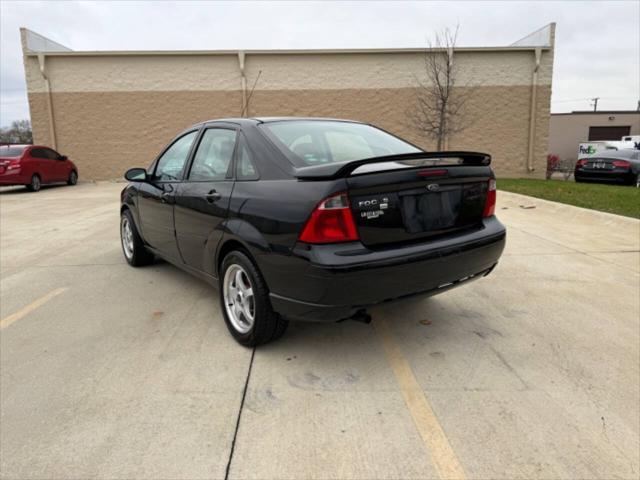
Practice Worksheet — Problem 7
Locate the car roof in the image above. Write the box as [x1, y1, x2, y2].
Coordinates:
[0, 144, 54, 150]
[253, 117, 363, 124]
[0, 144, 31, 149]
[191, 116, 363, 128]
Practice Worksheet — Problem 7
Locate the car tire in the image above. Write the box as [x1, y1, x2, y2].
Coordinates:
[120, 209, 154, 267]
[26, 174, 41, 192]
[67, 170, 78, 185]
[220, 250, 288, 347]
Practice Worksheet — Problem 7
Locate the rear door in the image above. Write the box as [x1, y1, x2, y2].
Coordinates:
[174, 127, 237, 274]
[29, 148, 53, 182]
[138, 130, 198, 261]
[347, 162, 491, 247]
[42, 148, 65, 180]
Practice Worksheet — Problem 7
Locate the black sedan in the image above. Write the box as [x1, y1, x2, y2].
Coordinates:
[575, 149, 640, 186]
[120, 118, 506, 346]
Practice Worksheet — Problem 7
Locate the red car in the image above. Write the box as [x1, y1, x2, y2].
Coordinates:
[0, 144, 78, 192]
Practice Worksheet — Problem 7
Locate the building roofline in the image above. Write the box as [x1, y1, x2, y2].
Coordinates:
[23, 45, 550, 57]
[551, 110, 640, 116]
[21, 24, 554, 57]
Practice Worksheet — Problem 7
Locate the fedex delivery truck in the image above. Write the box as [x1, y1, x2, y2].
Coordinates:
[578, 141, 621, 158]
[578, 136, 640, 159]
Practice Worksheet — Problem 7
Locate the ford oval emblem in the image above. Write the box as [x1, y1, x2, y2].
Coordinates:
[426, 183, 440, 192]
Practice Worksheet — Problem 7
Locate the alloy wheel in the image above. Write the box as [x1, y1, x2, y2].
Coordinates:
[121, 216, 134, 260]
[223, 264, 255, 334]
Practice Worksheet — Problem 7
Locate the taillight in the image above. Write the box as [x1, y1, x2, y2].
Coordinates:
[299, 192, 359, 244]
[612, 160, 631, 169]
[483, 179, 496, 218]
[576, 159, 588, 167]
[6, 159, 21, 170]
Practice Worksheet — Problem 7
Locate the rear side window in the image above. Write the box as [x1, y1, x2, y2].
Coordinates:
[188, 129, 237, 181]
[31, 148, 47, 159]
[236, 136, 259, 180]
[261, 121, 420, 167]
[154, 131, 198, 181]
[0, 146, 26, 157]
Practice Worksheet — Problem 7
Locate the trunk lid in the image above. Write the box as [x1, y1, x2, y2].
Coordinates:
[346, 163, 491, 247]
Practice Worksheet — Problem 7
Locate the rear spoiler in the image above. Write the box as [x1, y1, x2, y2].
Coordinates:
[294, 151, 491, 180]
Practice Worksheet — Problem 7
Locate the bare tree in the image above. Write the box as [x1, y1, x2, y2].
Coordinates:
[407, 26, 473, 150]
[241, 70, 262, 117]
[0, 119, 33, 144]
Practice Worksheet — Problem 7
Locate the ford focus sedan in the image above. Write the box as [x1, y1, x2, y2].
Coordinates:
[120, 118, 506, 346]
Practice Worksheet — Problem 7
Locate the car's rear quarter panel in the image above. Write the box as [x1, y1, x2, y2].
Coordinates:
[224, 177, 346, 289]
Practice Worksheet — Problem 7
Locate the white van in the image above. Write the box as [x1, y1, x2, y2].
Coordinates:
[578, 136, 640, 158]
[621, 135, 640, 150]
[578, 141, 622, 159]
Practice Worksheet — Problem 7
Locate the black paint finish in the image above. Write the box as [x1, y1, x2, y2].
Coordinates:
[121, 118, 506, 322]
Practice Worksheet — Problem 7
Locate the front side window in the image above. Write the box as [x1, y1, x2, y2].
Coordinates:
[42, 148, 60, 160]
[188, 129, 237, 181]
[154, 131, 198, 181]
[261, 121, 420, 167]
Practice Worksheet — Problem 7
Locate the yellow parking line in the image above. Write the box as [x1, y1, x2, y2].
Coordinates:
[374, 316, 467, 480]
[0, 287, 67, 330]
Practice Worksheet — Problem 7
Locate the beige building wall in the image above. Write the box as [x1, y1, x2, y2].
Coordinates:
[23, 33, 554, 181]
[549, 112, 640, 161]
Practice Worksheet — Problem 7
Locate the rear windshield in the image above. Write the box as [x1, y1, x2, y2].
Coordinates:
[261, 121, 420, 167]
[0, 146, 26, 157]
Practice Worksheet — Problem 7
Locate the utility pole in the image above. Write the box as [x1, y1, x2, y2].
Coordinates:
[590, 97, 599, 112]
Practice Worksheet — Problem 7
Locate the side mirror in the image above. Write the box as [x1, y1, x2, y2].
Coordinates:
[58, 155, 68, 161]
[124, 167, 148, 182]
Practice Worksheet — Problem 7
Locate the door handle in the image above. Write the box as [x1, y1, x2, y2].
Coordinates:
[205, 190, 222, 203]
[160, 183, 175, 203]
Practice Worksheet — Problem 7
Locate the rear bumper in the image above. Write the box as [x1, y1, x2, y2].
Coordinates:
[268, 216, 506, 322]
[0, 170, 27, 185]
[575, 169, 635, 184]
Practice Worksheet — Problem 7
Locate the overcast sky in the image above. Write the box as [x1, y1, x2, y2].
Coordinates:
[1, 0, 639, 127]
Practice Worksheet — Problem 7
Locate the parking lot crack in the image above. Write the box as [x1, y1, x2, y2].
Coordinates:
[224, 346, 256, 480]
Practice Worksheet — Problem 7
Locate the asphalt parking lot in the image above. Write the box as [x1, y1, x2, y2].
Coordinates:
[1, 182, 639, 479]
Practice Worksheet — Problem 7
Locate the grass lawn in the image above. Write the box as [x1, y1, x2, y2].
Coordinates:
[498, 179, 640, 219]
